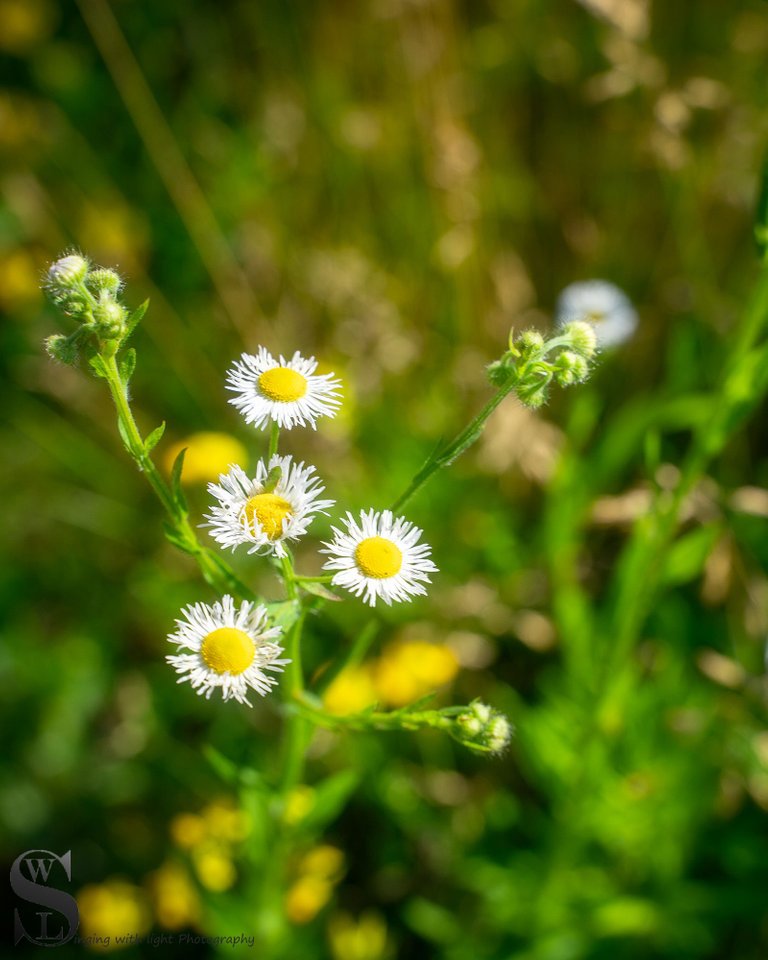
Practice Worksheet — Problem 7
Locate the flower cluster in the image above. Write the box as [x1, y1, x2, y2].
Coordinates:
[451, 700, 513, 755]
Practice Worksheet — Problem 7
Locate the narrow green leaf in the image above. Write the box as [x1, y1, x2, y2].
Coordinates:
[145, 421, 166, 454]
[170, 447, 188, 513]
[661, 524, 720, 586]
[265, 599, 302, 633]
[88, 355, 108, 379]
[116, 416, 134, 454]
[300, 580, 342, 602]
[300, 770, 360, 832]
[203, 745, 239, 784]
[119, 347, 136, 384]
[124, 299, 149, 340]
[162, 521, 197, 556]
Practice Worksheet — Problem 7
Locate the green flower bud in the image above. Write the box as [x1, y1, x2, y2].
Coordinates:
[562, 320, 597, 359]
[87, 268, 123, 297]
[45, 333, 80, 365]
[452, 700, 513, 755]
[487, 358, 513, 387]
[517, 330, 545, 356]
[93, 295, 126, 339]
[46, 253, 89, 289]
[554, 350, 589, 386]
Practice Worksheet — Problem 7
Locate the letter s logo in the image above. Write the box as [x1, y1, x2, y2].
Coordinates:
[10, 849, 79, 947]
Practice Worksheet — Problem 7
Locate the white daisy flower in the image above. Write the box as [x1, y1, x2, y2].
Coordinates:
[166, 595, 288, 706]
[204, 455, 334, 558]
[321, 509, 438, 607]
[556, 280, 638, 348]
[226, 347, 342, 430]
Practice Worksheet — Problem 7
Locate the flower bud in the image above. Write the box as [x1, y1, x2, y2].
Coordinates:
[87, 267, 123, 297]
[517, 330, 545, 356]
[46, 253, 89, 289]
[93, 296, 126, 339]
[487, 358, 512, 387]
[452, 701, 513, 755]
[562, 320, 597, 359]
[554, 350, 589, 386]
[45, 333, 80, 365]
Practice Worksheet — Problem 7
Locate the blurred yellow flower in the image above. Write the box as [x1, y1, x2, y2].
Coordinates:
[323, 664, 378, 716]
[169, 813, 206, 850]
[192, 846, 236, 892]
[77, 880, 151, 951]
[163, 432, 248, 485]
[328, 911, 390, 960]
[147, 862, 200, 930]
[0, 0, 55, 53]
[285, 875, 333, 925]
[0, 250, 42, 312]
[299, 845, 345, 883]
[283, 785, 315, 825]
[285, 845, 346, 925]
[373, 641, 459, 707]
[202, 800, 251, 843]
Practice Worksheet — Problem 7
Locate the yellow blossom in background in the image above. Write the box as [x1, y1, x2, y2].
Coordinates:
[0, 249, 42, 313]
[328, 911, 391, 960]
[147, 861, 200, 930]
[285, 874, 334, 924]
[201, 799, 251, 843]
[0, 0, 55, 54]
[374, 641, 459, 707]
[298, 845, 345, 883]
[192, 845, 236, 892]
[323, 664, 378, 716]
[77, 880, 151, 951]
[163, 432, 248, 485]
[286, 845, 346, 924]
[283, 785, 316, 825]
[170, 812, 206, 850]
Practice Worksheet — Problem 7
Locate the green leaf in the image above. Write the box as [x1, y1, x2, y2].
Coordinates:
[124, 299, 149, 340]
[300, 769, 360, 833]
[661, 524, 720, 586]
[300, 580, 342, 602]
[88, 355, 108, 379]
[118, 347, 136, 384]
[116, 416, 134, 455]
[170, 447, 188, 513]
[265, 599, 302, 633]
[162, 521, 197, 556]
[145, 421, 166, 454]
[203, 745, 239, 784]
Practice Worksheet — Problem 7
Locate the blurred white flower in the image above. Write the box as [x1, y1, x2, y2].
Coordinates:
[556, 280, 638, 348]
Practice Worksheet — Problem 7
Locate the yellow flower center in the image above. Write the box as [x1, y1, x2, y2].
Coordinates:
[354, 536, 402, 579]
[586, 310, 605, 324]
[244, 493, 293, 540]
[201, 627, 255, 675]
[258, 367, 307, 402]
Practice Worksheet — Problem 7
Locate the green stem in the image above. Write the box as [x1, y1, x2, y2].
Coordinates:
[268, 422, 280, 460]
[390, 378, 517, 512]
[101, 352, 254, 599]
[278, 554, 310, 795]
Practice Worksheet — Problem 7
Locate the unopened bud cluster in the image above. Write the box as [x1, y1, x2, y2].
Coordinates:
[487, 320, 597, 408]
[43, 253, 128, 363]
[451, 700, 513, 755]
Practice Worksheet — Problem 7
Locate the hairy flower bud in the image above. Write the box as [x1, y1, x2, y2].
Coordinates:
[46, 254, 89, 289]
[517, 330, 545, 356]
[87, 268, 123, 297]
[93, 296, 126, 339]
[452, 701, 513, 755]
[45, 333, 80, 365]
[562, 320, 598, 359]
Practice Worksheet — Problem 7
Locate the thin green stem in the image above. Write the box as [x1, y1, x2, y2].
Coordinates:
[390, 378, 517, 512]
[268, 422, 280, 460]
[101, 352, 254, 599]
[277, 553, 310, 795]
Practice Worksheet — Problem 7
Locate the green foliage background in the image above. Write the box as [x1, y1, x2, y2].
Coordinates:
[2, 0, 768, 957]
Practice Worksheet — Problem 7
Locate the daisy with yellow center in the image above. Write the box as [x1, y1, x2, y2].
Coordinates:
[204, 456, 334, 558]
[321, 509, 438, 607]
[166, 596, 288, 705]
[226, 347, 342, 430]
